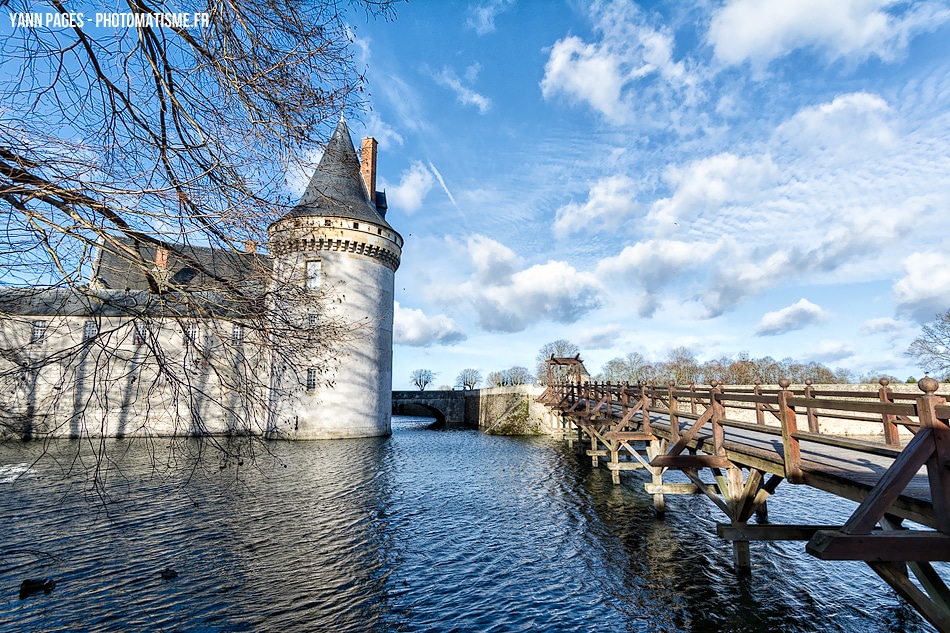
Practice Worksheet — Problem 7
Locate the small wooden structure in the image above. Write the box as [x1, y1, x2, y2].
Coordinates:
[538, 365, 950, 632]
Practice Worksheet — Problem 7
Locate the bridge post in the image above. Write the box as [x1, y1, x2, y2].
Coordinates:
[754, 380, 764, 425]
[710, 381, 725, 456]
[777, 378, 804, 483]
[804, 379, 819, 433]
[879, 378, 900, 446]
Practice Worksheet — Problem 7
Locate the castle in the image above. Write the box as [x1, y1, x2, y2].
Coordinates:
[0, 120, 401, 440]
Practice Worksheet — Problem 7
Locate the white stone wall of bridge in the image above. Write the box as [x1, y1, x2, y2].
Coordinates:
[392, 385, 561, 434]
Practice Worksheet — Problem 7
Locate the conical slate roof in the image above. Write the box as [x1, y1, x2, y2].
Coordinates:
[283, 119, 392, 229]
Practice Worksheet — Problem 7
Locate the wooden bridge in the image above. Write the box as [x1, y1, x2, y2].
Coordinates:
[537, 359, 950, 632]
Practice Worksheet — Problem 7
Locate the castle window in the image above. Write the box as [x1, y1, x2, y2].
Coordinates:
[307, 313, 318, 328]
[305, 260, 322, 289]
[183, 323, 198, 348]
[232, 324, 244, 347]
[324, 219, 332, 227]
[377, 228, 382, 235]
[306, 368, 317, 391]
[353, 222, 359, 229]
[133, 322, 149, 346]
[82, 321, 97, 342]
[30, 320, 47, 344]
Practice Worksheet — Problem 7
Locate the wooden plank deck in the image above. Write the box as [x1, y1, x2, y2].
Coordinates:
[541, 378, 950, 631]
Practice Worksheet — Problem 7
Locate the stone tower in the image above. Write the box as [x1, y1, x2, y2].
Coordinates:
[267, 119, 402, 438]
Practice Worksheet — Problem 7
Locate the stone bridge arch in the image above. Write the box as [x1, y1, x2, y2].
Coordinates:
[391, 391, 466, 429]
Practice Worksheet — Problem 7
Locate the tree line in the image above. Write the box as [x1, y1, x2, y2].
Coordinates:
[410, 311, 950, 391]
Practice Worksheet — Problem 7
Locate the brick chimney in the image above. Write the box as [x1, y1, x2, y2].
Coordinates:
[155, 246, 168, 269]
[361, 137, 378, 204]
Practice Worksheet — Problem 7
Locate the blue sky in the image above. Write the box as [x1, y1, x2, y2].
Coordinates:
[324, 0, 950, 389]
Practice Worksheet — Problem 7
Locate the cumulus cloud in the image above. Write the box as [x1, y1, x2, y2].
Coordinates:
[467, 234, 522, 283]
[894, 251, 950, 323]
[469, 260, 603, 332]
[804, 340, 855, 363]
[393, 302, 467, 347]
[755, 298, 828, 336]
[446, 235, 603, 332]
[596, 238, 719, 316]
[708, 0, 950, 67]
[540, 0, 698, 124]
[575, 324, 625, 350]
[553, 175, 640, 237]
[860, 317, 905, 335]
[775, 92, 895, 156]
[384, 161, 434, 214]
[430, 66, 492, 114]
[650, 152, 780, 225]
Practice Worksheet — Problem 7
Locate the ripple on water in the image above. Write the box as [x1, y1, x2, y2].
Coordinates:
[0, 418, 938, 632]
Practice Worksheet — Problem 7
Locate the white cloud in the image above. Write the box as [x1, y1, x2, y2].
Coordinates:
[755, 298, 828, 336]
[598, 238, 715, 281]
[894, 252, 950, 323]
[394, 302, 467, 347]
[576, 324, 624, 350]
[466, 234, 522, 284]
[355, 111, 405, 150]
[650, 152, 780, 225]
[708, 0, 950, 67]
[860, 317, 905, 335]
[540, 0, 698, 124]
[804, 339, 855, 363]
[445, 235, 603, 332]
[469, 260, 603, 332]
[775, 92, 895, 156]
[384, 161, 434, 214]
[431, 66, 492, 114]
[553, 175, 640, 237]
[466, 1, 512, 35]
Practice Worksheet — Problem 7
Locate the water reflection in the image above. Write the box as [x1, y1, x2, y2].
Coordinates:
[0, 418, 937, 632]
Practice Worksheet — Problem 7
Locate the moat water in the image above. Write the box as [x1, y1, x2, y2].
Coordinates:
[0, 417, 937, 632]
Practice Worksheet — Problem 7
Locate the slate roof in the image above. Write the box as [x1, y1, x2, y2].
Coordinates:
[0, 287, 259, 318]
[90, 238, 269, 293]
[281, 119, 393, 229]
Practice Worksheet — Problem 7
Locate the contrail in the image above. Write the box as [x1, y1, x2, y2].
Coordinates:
[427, 160, 458, 208]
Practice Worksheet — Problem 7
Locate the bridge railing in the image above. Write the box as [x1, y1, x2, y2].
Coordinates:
[546, 378, 930, 482]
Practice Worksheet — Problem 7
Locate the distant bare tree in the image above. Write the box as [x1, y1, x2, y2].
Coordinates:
[486, 366, 534, 387]
[506, 366, 534, 385]
[455, 368, 482, 390]
[598, 352, 650, 384]
[908, 310, 950, 380]
[410, 369, 436, 391]
[485, 371, 505, 387]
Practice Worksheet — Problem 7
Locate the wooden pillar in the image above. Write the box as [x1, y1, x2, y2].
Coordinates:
[804, 378, 819, 433]
[641, 383, 653, 436]
[777, 378, 803, 483]
[754, 380, 765, 425]
[650, 438, 666, 517]
[668, 380, 679, 439]
[879, 377, 900, 447]
[710, 381, 725, 456]
[728, 466, 751, 573]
